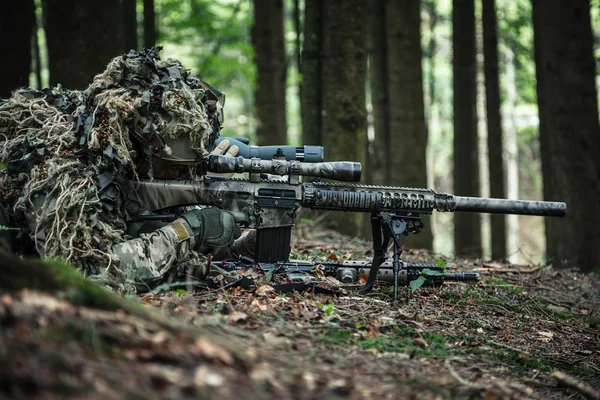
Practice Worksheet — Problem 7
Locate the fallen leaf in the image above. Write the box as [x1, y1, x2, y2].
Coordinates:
[194, 365, 225, 387]
[312, 264, 325, 279]
[328, 253, 338, 261]
[476, 327, 484, 334]
[300, 371, 317, 391]
[226, 311, 248, 324]
[250, 298, 268, 311]
[194, 338, 234, 366]
[413, 338, 429, 349]
[483, 390, 503, 400]
[256, 284, 275, 297]
[537, 331, 554, 342]
[150, 331, 170, 345]
[367, 323, 381, 338]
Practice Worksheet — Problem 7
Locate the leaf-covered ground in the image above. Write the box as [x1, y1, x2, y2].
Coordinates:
[1, 226, 599, 399]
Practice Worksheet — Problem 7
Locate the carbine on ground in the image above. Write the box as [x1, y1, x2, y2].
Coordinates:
[136, 149, 567, 301]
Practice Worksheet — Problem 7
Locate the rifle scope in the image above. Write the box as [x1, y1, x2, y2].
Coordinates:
[216, 137, 324, 163]
[208, 155, 362, 182]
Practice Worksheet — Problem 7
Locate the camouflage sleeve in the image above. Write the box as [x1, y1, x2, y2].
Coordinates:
[19, 191, 205, 292]
[110, 218, 196, 284]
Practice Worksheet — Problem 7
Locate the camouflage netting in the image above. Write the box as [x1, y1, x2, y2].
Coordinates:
[0, 48, 217, 288]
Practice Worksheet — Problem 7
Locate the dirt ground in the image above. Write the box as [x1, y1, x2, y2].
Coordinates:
[1, 226, 599, 399]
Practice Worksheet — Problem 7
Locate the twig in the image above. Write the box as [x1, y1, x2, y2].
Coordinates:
[551, 371, 600, 400]
[444, 358, 480, 389]
[488, 340, 532, 356]
[473, 266, 540, 273]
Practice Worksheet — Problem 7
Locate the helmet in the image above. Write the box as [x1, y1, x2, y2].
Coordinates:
[145, 79, 225, 169]
[86, 48, 224, 175]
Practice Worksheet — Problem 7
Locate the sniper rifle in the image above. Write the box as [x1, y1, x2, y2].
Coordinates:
[136, 148, 567, 301]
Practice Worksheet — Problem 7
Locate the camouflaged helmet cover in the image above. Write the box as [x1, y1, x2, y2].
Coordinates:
[85, 47, 218, 164]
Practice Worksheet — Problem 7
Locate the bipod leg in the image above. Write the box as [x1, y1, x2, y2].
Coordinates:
[385, 217, 407, 303]
[359, 214, 390, 293]
[390, 232, 403, 303]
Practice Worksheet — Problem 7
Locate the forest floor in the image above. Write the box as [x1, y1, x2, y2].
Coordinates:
[1, 223, 599, 399]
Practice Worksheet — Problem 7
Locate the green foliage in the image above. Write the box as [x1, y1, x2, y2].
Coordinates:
[433, 257, 447, 270]
[265, 268, 274, 284]
[319, 303, 335, 316]
[409, 268, 443, 293]
[155, 0, 256, 137]
[497, 0, 537, 106]
[319, 326, 450, 357]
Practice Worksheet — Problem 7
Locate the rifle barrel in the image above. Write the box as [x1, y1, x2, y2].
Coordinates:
[455, 196, 567, 217]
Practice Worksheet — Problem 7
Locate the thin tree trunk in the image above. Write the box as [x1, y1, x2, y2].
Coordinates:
[532, 0, 600, 272]
[143, 0, 157, 48]
[293, 0, 303, 131]
[482, 0, 506, 260]
[253, 0, 287, 145]
[504, 48, 520, 264]
[43, 0, 122, 89]
[32, 22, 43, 90]
[0, 0, 35, 97]
[123, 0, 138, 52]
[321, 0, 367, 235]
[453, 0, 482, 258]
[369, 0, 390, 186]
[301, 0, 322, 146]
[426, 1, 438, 121]
[385, 0, 433, 250]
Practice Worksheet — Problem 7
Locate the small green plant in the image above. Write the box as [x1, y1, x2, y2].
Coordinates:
[409, 268, 443, 293]
[265, 268, 274, 283]
[319, 303, 335, 316]
[433, 257, 447, 270]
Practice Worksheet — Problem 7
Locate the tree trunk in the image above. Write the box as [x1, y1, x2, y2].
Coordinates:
[532, 0, 600, 272]
[321, 0, 368, 235]
[369, 0, 390, 186]
[0, 0, 35, 97]
[301, 0, 322, 146]
[143, 0, 157, 48]
[32, 22, 43, 90]
[252, 0, 287, 145]
[504, 48, 520, 264]
[482, 0, 506, 260]
[293, 0, 302, 130]
[123, 0, 138, 52]
[385, 0, 433, 250]
[453, 0, 482, 258]
[43, 0, 122, 89]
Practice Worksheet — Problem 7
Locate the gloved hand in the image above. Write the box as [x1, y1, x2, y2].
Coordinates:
[181, 208, 242, 251]
[207, 139, 240, 178]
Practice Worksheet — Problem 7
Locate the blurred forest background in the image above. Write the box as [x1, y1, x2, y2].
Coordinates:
[2, 0, 600, 271]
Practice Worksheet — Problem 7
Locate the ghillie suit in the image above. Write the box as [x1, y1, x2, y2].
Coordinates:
[0, 48, 222, 292]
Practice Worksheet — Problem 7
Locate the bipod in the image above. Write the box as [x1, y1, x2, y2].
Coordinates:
[359, 213, 423, 302]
